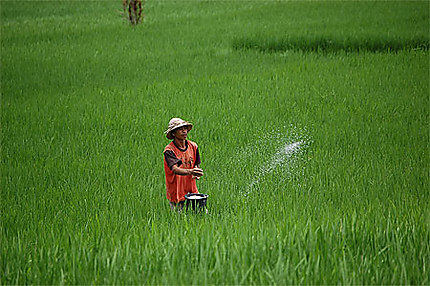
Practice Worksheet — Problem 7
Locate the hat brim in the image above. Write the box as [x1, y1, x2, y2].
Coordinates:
[166, 123, 193, 139]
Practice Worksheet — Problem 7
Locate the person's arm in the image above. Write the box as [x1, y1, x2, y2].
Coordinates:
[171, 165, 204, 178]
[193, 165, 202, 180]
[192, 148, 202, 179]
[164, 149, 203, 178]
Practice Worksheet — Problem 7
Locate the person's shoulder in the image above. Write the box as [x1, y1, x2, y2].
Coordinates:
[188, 140, 198, 149]
[164, 141, 175, 152]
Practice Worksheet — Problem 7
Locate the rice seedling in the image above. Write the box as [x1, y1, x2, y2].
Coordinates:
[1, 0, 429, 284]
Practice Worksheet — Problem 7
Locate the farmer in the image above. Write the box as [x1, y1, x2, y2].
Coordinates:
[163, 118, 204, 211]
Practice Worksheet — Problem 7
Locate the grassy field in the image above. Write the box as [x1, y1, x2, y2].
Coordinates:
[1, 0, 429, 284]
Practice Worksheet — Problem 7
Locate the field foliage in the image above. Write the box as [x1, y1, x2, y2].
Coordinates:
[1, 0, 429, 284]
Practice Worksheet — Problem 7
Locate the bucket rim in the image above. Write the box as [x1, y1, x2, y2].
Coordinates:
[185, 193, 208, 200]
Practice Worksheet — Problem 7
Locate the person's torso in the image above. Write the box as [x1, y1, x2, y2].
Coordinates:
[165, 140, 197, 169]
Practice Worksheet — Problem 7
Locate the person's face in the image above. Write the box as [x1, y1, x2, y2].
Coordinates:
[173, 126, 188, 140]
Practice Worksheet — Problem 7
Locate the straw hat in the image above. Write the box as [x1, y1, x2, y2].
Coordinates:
[165, 118, 193, 139]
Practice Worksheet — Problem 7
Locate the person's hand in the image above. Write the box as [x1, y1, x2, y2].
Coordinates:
[190, 167, 204, 180]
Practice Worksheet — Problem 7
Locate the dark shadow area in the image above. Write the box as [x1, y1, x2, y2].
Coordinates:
[232, 36, 429, 53]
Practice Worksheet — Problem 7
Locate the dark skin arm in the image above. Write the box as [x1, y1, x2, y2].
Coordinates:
[171, 165, 204, 179]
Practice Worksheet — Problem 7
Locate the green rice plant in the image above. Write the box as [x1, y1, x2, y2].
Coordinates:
[1, 0, 429, 284]
[232, 35, 429, 53]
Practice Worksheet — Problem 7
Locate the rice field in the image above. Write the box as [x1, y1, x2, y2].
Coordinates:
[1, 0, 429, 284]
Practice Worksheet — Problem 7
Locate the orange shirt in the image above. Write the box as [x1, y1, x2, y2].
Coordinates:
[163, 140, 199, 203]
